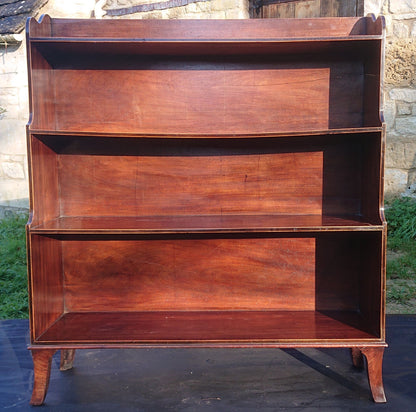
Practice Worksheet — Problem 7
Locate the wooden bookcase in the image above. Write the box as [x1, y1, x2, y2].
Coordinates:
[26, 15, 387, 405]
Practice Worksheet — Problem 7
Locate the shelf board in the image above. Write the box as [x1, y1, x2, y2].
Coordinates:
[29, 215, 383, 235]
[27, 127, 384, 139]
[35, 310, 378, 345]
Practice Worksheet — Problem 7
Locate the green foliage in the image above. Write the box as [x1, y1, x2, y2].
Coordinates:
[387, 280, 416, 304]
[385, 197, 416, 310]
[0, 214, 29, 319]
[385, 196, 416, 241]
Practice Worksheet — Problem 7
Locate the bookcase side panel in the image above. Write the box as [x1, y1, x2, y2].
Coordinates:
[358, 231, 384, 338]
[28, 45, 56, 131]
[29, 134, 60, 226]
[29, 135, 60, 226]
[363, 41, 383, 128]
[360, 132, 384, 224]
[29, 235, 64, 342]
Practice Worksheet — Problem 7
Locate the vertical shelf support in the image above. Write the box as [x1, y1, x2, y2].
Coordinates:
[360, 346, 386, 403]
[30, 349, 57, 406]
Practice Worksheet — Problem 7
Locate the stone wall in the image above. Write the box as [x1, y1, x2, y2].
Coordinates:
[0, 40, 30, 218]
[103, 0, 249, 19]
[1, 0, 415, 217]
[0, 1, 248, 216]
[365, 1, 416, 197]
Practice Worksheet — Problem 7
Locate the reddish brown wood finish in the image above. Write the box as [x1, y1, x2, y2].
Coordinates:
[26, 16, 386, 404]
[29, 235, 63, 341]
[36, 311, 376, 344]
[28, 56, 381, 135]
[361, 346, 386, 403]
[29, 214, 383, 234]
[30, 349, 56, 405]
[28, 133, 383, 223]
[62, 237, 316, 312]
[28, 15, 376, 39]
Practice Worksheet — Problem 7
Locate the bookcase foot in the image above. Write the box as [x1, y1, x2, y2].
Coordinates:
[30, 349, 57, 406]
[360, 347, 386, 403]
[60, 349, 76, 371]
[350, 347, 364, 369]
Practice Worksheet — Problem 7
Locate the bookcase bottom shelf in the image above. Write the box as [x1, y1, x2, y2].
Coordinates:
[35, 310, 379, 345]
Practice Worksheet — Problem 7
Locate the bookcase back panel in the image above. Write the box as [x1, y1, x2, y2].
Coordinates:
[59, 151, 324, 217]
[46, 135, 367, 218]
[30, 59, 369, 133]
[59, 233, 363, 313]
[62, 237, 316, 312]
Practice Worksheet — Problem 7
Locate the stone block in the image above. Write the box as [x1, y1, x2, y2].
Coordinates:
[384, 168, 408, 196]
[389, 88, 416, 102]
[166, 7, 187, 19]
[2, 162, 25, 179]
[185, 2, 198, 13]
[0, 119, 27, 154]
[50, 0, 96, 18]
[195, 1, 212, 13]
[384, 15, 393, 36]
[0, 73, 20, 86]
[393, 21, 410, 38]
[208, 10, 227, 19]
[0, 179, 29, 206]
[402, 182, 416, 198]
[139, 10, 164, 19]
[211, 0, 236, 12]
[0, 87, 18, 100]
[386, 136, 416, 169]
[385, 40, 416, 87]
[408, 168, 416, 184]
[383, 99, 396, 130]
[389, 0, 416, 14]
[225, 9, 241, 18]
[395, 116, 416, 135]
[364, 0, 384, 15]
[397, 102, 412, 115]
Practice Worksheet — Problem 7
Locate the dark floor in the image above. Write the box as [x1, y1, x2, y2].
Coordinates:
[1, 316, 415, 411]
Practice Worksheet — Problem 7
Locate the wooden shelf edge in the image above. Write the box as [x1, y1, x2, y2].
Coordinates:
[29, 36, 383, 43]
[29, 340, 388, 349]
[28, 215, 384, 235]
[31, 310, 382, 345]
[28, 226, 385, 235]
[27, 127, 383, 139]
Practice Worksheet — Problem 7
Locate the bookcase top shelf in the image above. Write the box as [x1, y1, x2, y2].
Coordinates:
[27, 14, 384, 40]
[27, 15, 384, 136]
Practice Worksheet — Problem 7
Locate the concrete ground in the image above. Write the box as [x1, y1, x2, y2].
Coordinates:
[1, 316, 415, 411]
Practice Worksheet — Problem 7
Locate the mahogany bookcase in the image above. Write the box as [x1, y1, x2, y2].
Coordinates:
[26, 15, 387, 405]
